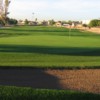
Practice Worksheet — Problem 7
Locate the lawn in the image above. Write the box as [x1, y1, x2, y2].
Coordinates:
[0, 26, 100, 99]
[0, 86, 100, 100]
[0, 26, 100, 68]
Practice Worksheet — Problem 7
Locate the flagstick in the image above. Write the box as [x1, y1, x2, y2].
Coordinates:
[69, 25, 71, 39]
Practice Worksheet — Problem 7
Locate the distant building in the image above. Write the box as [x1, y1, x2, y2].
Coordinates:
[18, 20, 25, 25]
[18, 20, 38, 26]
[28, 21, 38, 26]
[82, 20, 91, 25]
[55, 21, 62, 27]
[76, 24, 83, 28]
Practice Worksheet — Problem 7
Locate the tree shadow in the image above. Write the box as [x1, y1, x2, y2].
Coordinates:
[0, 44, 100, 56]
[0, 32, 32, 37]
[1, 26, 72, 33]
[0, 69, 61, 89]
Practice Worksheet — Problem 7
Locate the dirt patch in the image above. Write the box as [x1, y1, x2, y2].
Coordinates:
[0, 69, 100, 94]
[87, 28, 100, 34]
[80, 27, 100, 34]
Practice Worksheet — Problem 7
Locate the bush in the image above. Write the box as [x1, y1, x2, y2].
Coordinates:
[83, 24, 88, 27]
[89, 19, 100, 27]
[24, 19, 29, 25]
[8, 18, 18, 25]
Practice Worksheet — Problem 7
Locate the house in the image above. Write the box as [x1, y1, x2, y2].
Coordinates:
[55, 21, 62, 27]
[28, 21, 38, 26]
[18, 20, 25, 25]
[82, 20, 91, 25]
[62, 24, 71, 28]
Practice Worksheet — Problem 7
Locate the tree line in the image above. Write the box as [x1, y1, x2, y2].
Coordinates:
[0, 18, 18, 26]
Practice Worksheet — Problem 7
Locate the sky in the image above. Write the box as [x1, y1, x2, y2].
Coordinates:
[8, 0, 100, 21]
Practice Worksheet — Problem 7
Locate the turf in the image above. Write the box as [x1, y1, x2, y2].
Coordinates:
[0, 26, 100, 68]
[0, 86, 100, 100]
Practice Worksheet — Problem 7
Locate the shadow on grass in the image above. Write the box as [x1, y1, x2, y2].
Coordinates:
[0, 26, 98, 37]
[1, 26, 75, 32]
[0, 32, 32, 37]
[0, 44, 100, 56]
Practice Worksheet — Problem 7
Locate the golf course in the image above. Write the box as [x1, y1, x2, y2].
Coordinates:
[0, 26, 100, 68]
[0, 26, 100, 100]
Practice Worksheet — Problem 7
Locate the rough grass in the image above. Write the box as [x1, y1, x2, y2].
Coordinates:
[0, 86, 100, 100]
[0, 26, 100, 68]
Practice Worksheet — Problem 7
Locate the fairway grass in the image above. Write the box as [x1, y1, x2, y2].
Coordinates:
[0, 26, 100, 68]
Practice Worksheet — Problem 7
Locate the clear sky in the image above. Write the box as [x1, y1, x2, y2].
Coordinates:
[8, 0, 100, 21]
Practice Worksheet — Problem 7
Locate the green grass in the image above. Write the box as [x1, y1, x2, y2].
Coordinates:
[0, 26, 100, 68]
[0, 86, 100, 100]
[0, 26, 100, 99]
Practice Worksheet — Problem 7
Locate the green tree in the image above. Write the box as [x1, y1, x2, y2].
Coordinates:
[24, 19, 29, 25]
[48, 19, 55, 25]
[83, 24, 88, 27]
[8, 18, 18, 25]
[67, 20, 72, 25]
[62, 21, 67, 24]
[89, 19, 100, 27]
[97, 20, 100, 26]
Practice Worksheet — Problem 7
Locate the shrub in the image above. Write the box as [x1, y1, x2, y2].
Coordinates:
[89, 19, 100, 27]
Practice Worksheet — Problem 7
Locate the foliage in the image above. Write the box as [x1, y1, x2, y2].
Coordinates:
[0, 17, 17, 26]
[0, 86, 100, 100]
[61, 21, 68, 24]
[24, 19, 29, 25]
[41, 20, 48, 26]
[89, 19, 100, 27]
[67, 20, 73, 25]
[82, 24, 88, 27]
[8, 18, 18, 25]
[0, 19, 5, 26]
[49, 19, 55, 25]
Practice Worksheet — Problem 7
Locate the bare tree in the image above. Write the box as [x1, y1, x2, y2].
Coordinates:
[0, 0, 10, 25]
